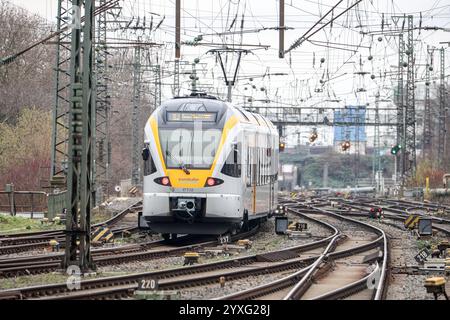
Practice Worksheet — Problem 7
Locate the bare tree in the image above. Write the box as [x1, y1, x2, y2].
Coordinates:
[0, 1, 54, 123]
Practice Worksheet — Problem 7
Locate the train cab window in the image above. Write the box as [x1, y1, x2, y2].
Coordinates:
[142, 145, 157, 175]
[221, 143, 241, 178]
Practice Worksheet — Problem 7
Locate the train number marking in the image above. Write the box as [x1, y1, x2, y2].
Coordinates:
[218, 234, 230, 244]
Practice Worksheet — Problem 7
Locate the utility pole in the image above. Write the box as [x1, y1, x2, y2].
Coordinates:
[94, 0, 111, 203]
[50, 0, 72, 186]
[403, 15, 416, 180]
[131, 46, 142, 187]
[154, 64, 161, 107]
[63, 0, 95, 272]
[323, 162, 329, 188]
[373, 93, 381, 177]
[190, 60, 198, 92]
[438, 47, 446, 168]
[395, 26, 405, 196]
[279, 0, 285, 58]
[174, 0, 181, 96]
[423, 46, 433, 160]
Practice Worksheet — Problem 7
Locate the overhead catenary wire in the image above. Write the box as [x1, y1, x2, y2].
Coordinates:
[285, 0, 364, 54]
[0, 0, 120, 66]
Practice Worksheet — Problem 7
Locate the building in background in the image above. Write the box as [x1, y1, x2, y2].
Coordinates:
[333, 106, 367, 154]
[278, 164, 299, 191]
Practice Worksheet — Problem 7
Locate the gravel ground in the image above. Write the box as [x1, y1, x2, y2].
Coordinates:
[176, 269, 295, 300]
[143, 212, 381, 300]
[0, 216, 332, 291]
[1, 247, 57, 259]
[302, 211, 377, 240]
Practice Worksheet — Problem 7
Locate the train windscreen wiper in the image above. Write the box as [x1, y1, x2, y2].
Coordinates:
[166, 150, 190, 175]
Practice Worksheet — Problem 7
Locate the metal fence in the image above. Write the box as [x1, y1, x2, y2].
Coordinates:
[0, 187, 67, 219]
[47, 191, 67, 219]
[0, 191, 47, 218]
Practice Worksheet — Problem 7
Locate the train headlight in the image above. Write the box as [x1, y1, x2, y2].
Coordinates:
[204, 177, 224, 187]
[154, 176, 171, 186]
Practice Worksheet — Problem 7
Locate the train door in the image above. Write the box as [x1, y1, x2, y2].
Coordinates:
[270, 157, 275, 212]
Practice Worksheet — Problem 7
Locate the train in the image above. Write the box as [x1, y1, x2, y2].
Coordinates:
[138, 93, 279, 239]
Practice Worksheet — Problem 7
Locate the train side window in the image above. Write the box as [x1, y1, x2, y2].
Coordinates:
[263, 149, 267, 185]
[142, 146, 157, 175]
[260, 147, 264, 185]
[221, 143, 241, 178]
[256, 149, 259, 186]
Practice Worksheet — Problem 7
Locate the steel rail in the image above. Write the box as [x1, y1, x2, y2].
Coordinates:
[0, 213, 336, 299]
[219, 202, 387, 301]
[0, 200, 142, 254]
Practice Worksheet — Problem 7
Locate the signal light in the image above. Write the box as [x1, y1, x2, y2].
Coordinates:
[309, 132, 318, 143]
[391, 144, 401, 155]
[279, 142, 285, 152]
[154, 176, 171, 186]
[341, 141, 351, 151]
[204, 177, 224, 187]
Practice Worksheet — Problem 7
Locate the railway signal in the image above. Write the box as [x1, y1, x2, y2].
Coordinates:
[309, 131, 318, 143]
[341, 141, 351, 151]
[279, 142, 286, 152]
[391, 144, 402, 155]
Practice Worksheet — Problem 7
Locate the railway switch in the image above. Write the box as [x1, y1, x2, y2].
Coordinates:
[219, 276, 226, 288]
[275, 216, 289, 235]
[237, 239, 252, 249]
[49, 239, 60, 252]
[424, 277, 449, 300]
[418, 218, 433, 236]
[92, 227, 114, 244]
[404, 215, 420, 229]
[184, 252, 200, 265]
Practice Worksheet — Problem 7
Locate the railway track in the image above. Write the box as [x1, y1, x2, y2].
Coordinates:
[339, 198, 450, 236]
[0, 227, 258, 278]
[0, 200, 143, 255]
[217, 202, 387, 300]
[0, 212, 339, 300]
[6, 196, 446, 300]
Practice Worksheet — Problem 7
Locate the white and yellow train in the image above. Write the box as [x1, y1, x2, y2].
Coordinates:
[139, 94, 279, 238]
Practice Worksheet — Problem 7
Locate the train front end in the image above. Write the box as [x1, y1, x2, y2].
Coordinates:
[140, 96, 243, 238]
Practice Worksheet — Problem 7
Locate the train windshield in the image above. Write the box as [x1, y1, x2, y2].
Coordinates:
[159, 128, 222, 169]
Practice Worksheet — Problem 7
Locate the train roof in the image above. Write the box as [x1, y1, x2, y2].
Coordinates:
[161, 94, 277, 132]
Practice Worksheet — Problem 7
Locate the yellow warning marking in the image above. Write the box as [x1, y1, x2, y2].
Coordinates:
[404, 215, 420, 229]
[93, 227, 110, 242]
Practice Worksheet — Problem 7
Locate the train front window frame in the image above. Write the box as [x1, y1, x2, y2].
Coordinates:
[221, 143, 242, 178]
[143, 146, 157, 176]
